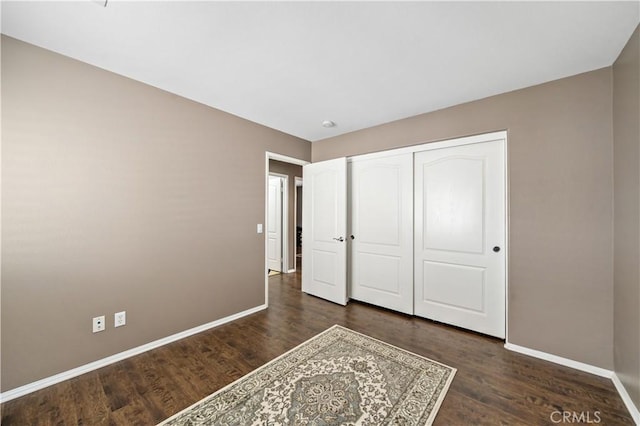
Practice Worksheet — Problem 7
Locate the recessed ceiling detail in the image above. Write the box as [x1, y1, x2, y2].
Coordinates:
[2, 2, 638, 141]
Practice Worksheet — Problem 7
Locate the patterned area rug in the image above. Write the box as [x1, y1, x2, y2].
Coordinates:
[158, 325, 456, 425]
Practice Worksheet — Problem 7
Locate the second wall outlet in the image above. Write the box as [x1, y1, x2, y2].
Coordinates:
[114, 311, 126, 327]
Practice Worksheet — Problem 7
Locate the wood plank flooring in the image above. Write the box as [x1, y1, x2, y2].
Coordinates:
[1, 266, 634, 425]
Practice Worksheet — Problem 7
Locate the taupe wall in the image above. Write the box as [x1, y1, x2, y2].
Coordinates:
[268, 159, 303, 270]
[314, 68, 615, 369]
[1, 36, 311, 391]
[613, 26, 640, 408]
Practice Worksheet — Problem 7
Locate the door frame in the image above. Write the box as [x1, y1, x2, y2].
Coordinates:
[268, 172, 288, 273]
[265, 152, 310, 307]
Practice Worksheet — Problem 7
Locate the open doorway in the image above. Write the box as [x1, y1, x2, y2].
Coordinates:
[268, 159, 304, 274]
[265, 153, 309, 305]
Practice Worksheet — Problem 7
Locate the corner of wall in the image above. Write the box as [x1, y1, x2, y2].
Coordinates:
[612, 23, 640, 414]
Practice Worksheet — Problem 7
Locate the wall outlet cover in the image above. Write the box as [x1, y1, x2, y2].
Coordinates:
[114, 311, 126, 327]
[92, 315, 105, 333]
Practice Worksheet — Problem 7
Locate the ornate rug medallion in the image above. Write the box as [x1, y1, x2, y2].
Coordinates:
[158, 325, 456, 425]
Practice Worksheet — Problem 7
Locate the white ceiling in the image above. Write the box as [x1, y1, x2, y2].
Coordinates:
[2, 1, 638, 141]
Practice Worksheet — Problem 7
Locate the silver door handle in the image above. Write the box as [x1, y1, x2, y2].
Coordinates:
[333, 237, 344, 242]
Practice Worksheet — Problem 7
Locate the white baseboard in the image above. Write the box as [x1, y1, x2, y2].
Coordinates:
[612, 373, 640, 425]
[287, 268, 296, 273]
[0, 304, 267, 403]
[505, 343, 640, 424]
[504, 342, 614, 378]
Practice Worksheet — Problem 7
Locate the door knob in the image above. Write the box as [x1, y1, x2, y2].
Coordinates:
[493, 246, 501, 252]
[350, 235, 355, 240]
[333, 237, 344, 242]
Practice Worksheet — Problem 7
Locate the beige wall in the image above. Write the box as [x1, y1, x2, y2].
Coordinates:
[314, 68, 615, 369]
[613, 26, 640, 408]
[1, 36, 311, 391]
[268, 159, 303, 270]
[3, 28, 636, 396]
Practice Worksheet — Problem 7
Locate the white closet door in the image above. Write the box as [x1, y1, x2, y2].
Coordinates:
[414, 139, 506, 338]
[349, 153, 414, 314]
[267, 175, 283, 272]
[302, 158, 348, 305]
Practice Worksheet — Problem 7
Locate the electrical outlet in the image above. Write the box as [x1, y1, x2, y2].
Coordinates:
[92, 315, 105, 333]
[114, 311, 126, 328]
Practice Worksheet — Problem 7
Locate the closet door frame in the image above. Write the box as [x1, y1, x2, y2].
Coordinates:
[347, 131, 509, 338]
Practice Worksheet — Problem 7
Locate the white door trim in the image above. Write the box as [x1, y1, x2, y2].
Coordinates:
[268, 152, 309, 166]
[265, 152, 310, 307]
[347, 131, 507, 163]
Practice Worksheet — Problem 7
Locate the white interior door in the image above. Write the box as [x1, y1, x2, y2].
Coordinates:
[414, 139, 506, 338]
[302, 158, 348, 305]
[267, 175, 283, 272]
[349, 153, 414, 314]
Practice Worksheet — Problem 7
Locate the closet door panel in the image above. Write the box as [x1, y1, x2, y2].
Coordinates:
[423, 157, 485, 253]
[414, 139, 506, 338]
[349, 153, 413, 314]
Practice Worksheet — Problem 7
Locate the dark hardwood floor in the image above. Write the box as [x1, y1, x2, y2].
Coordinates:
[1, 264, 633, 425]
